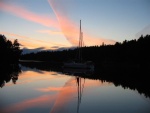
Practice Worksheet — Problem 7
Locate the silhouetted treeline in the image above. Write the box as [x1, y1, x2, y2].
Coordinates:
[0, 34, 22, 64]
[20, 34, 150, 97]
[21, 34, 150, 67]
[0, 64, 21, 88]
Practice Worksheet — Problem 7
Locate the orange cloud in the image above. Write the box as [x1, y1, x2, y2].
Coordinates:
[0, 32, 70, 49]
[0, 31, 32, 41]
[48, 0, 116, 46]
[0, 32, 49, 49]
[1, 95, 56, 113]
[0, 2, 59, 28]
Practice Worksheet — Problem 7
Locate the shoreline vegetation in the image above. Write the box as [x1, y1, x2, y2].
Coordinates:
[0, 34, 22, 88]
[19, 34, 150, 98]
[0, 34, 22, 65]
[21, 34, 150, 70]
[1, 34, 150, 98]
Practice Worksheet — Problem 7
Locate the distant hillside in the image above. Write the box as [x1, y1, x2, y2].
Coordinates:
[21, 46, 76, 54]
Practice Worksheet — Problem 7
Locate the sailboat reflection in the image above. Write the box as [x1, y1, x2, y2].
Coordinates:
[76, 76, 85, 113]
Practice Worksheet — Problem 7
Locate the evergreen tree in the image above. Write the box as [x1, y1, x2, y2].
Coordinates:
[0, 34, 22, 64]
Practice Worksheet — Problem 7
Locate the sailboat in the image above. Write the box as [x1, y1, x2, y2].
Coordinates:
[63, 20, 94, 70]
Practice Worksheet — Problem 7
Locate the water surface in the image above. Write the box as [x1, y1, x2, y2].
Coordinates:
[0, 65, 150, 113]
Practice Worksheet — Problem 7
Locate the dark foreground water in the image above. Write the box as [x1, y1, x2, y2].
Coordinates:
[0, 64, 150, 113]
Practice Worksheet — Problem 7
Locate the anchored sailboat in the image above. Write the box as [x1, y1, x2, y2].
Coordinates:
[63, 20, 94, 70]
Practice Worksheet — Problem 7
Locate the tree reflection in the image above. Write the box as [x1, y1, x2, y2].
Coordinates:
[20, 61, 150, 98]
[0, 64, 21, 88]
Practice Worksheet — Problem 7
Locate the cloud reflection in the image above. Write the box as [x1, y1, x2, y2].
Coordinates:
[5, 70, 64, 87]
[50, 77, 112, 113]
[1, 95, 56, 113]
[36, 87, 63, 92]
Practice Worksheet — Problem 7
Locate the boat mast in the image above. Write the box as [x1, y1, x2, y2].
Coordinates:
[78, 20, 83, 62]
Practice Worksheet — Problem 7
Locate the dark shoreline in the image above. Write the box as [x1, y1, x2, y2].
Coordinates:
[19, 61, 150, 98]
[1, 60, 149, 98]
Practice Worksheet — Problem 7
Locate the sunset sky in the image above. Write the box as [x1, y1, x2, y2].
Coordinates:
[0, 0, 150, 52]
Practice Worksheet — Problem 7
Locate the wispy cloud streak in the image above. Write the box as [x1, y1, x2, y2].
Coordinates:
[0, 32, 68, 49]
[135, 24, 150, 38]
[48, 0, 115, 46]
[0, 2, 59, 28]
[37, 30, 62, 35]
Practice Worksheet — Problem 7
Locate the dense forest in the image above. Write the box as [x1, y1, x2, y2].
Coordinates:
[21, 34, 150, 68]
[0, 34, 22, 64]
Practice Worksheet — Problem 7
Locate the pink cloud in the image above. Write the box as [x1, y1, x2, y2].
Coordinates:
[0, 2, 59, 28]
[0, 32, 69, 49]
[48, 0, 116, 46]
[37, 29, 62, 35]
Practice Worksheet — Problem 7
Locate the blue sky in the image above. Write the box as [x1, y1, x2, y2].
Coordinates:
[0, 0, 150, 51]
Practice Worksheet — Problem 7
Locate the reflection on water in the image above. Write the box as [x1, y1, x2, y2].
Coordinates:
[0, 64, 150, 113]
[0, 64, 21, 88]
[63, 67, 94, 77]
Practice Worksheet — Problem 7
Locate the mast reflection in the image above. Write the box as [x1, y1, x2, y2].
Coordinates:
[76, 76, 85, 113]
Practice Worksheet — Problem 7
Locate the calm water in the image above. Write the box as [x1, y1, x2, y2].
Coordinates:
[0, 65, 150, 113]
